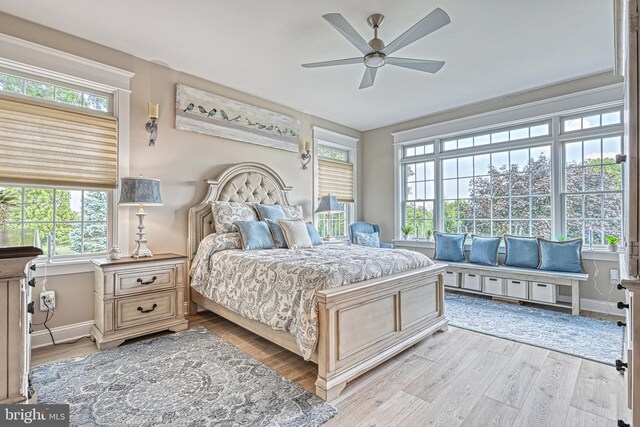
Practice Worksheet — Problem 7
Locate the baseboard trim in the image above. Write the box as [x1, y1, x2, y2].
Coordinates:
[31, 320, 94, 349]
[557, 295, 623, 316]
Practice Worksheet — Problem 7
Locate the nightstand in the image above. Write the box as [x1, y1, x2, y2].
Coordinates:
[91, 253, 189, 350]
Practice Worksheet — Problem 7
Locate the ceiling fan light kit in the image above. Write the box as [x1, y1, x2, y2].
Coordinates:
[302, 8, 451, 89]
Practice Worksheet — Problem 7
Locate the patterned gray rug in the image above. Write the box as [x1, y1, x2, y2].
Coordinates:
[446, 292, 623, 365]
[32, 327, 336, 427]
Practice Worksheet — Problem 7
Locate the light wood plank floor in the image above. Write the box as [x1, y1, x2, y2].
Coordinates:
[33, 312, 629, 426]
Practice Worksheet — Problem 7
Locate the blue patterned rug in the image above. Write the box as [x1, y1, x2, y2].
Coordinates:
[32, 327, 336, 427]
[445, 293, 623, 365]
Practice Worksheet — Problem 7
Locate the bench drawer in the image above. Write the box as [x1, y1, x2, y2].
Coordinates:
[530, 282, 556, 303]
[507, 279, 528, 299]
[483, 276, 505, 295]
[443, 271, 459, 287]
[462, 273, 481, 291]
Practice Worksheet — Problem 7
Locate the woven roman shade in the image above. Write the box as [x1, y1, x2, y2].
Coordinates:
[0, 97, 118, 189]
[318, 158, 354, 202]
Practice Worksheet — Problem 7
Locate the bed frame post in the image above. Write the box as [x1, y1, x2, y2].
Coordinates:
[315, 296, 347, 401]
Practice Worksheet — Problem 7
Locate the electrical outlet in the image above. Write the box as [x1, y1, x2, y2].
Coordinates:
[611, 269, 621, 286]
[40, 290, 55, 311]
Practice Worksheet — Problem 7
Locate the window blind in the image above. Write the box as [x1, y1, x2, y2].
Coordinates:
[318, 158, 354, 202]
[0, 96, 118, 189]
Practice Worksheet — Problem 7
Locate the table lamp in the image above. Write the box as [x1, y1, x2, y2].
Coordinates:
[315, 194, 342, 240]
[119, 177, 163, 258]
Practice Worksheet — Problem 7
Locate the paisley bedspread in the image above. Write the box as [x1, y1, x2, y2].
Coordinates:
[190, 236, 434, 360]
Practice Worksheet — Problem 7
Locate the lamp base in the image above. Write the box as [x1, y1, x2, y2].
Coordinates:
[131, 207, 153, 258]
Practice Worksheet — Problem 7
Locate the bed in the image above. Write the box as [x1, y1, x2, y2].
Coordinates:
[187, 162, 447, 401]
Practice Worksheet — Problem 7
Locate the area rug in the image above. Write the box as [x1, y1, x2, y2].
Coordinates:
[445, 293, 623, 365]
[32, 327, 336, 427]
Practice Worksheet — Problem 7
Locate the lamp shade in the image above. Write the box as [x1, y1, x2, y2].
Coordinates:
[119, 177, 163, 206]
[315, 194, 341, 214]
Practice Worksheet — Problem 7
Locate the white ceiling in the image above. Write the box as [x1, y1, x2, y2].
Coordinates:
[0, 0, 615, 131]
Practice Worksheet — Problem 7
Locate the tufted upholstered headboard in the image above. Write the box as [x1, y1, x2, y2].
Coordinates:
[187, 162, 292, 260]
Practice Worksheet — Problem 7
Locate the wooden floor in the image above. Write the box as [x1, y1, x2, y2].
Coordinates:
[33, 312, 629, 427]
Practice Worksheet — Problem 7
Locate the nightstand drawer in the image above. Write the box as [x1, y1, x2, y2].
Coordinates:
[115, 290, 176, 330]
[114, 267, 175, 296]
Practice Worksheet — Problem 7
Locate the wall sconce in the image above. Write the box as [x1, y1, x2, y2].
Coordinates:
[301, 140, 312, 169]
[145, 103, 159, 146]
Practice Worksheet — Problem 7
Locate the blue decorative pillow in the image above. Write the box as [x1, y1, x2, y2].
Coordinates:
[434, 232, 466, 262]
[468, 236, 501, 266]
[504, 235, 539, 269]
[255, 204, 286, 222]
[265, 219, 287, 248]
[355, 232, 380, 248]
[306, 222, 323, 246]
[538, 238, 584, 273]
[234, 221, 274, 250]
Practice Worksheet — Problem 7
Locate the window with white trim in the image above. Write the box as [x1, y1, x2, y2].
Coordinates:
[562, 130, 623, 245]
[0, 186, 108, 256]
[397, 106, 624, 247]
[0, 69, 117, 258]
[315, 145, 354, 238]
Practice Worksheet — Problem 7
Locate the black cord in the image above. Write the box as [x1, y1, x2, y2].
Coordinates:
[41, 300, 88, 346]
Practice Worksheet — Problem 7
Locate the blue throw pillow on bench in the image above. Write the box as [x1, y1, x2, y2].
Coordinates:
[538, 238, 584, 273]
[434, 232, 466, 262]
[468, 235, 501, 266]
[504, 235, 539, 269]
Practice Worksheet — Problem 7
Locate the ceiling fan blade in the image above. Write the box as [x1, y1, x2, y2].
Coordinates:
[382, 8, 451, 55]
[386, 57, 445, 73]
[323, 13, 372, 55]
[301, 57, 363, 68]
[359, 67, 377, 89]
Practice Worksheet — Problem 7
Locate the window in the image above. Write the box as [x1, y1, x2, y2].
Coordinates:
[0, 186, 108, 256]
[0, 71, 110, 112]
[396, 105, 624, 248]
[442, 146, 552, 236]
[442, 121, 550, 151]
[316, 145, 355, 238]
[0, 72, 118, 259]
[403, 160, 435, 238]
[563, 135, 623, 245]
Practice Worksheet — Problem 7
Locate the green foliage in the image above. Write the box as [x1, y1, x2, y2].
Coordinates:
[606, 235, 619, 245]
[0, 190, 19, 229]
[69, 191, 108, 253]
[401, 225, 414, 236]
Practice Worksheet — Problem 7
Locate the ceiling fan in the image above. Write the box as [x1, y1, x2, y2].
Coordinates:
[302, 8, 451, 89]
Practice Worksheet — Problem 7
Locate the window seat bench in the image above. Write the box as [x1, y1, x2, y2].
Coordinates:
[437, 261, 589, 315]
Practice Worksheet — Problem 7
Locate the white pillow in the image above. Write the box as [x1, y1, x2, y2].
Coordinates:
[210, 201, 258, 233]
[281, 205, 304, 220]
[278, 219, 313, 249]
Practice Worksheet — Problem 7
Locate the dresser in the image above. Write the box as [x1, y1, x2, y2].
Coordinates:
[619, 252, 640, 426]
[91, 253, 189, 350]
[0, 246, 42, 404]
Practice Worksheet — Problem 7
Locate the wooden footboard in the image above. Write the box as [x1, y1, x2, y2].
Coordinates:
[314, 264, 447, 400]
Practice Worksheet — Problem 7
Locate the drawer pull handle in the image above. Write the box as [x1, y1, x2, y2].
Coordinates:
[537, 284, 547, 287]
[468, 274, 476, 277]
[136, 276, 157, 285]
[618, 302, 630, 309]
[618, 420, 631, 427]
[512, 281, 520, 284]
[618, 320, 627, 327]
[137, 304, 158, 314]
[618, 284, 626, 290]
[489, 278, 498, 281]
[616, 359, 628, 371]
